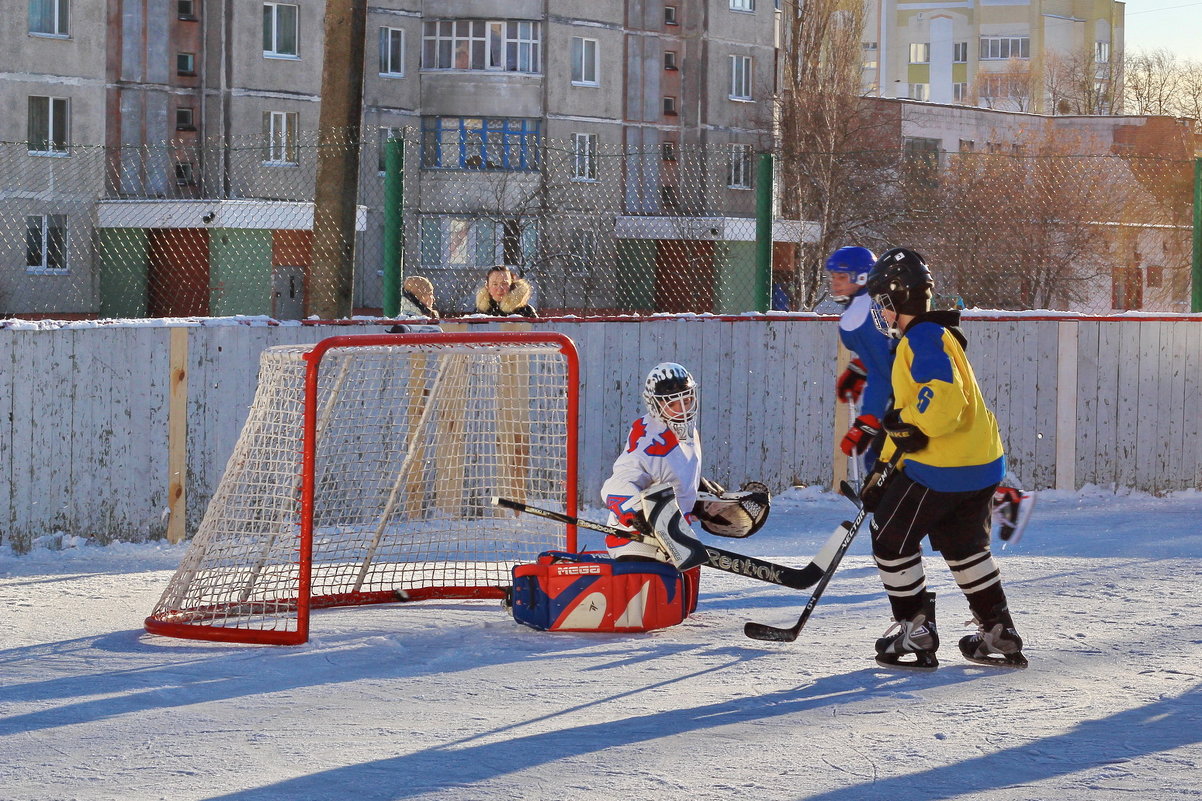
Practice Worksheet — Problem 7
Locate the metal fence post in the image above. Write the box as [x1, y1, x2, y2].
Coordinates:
[755, 152, 774, 313]
[382, 134, 405, 318]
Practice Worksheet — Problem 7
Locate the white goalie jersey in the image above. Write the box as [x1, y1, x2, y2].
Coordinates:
[601, 414, 702, 560]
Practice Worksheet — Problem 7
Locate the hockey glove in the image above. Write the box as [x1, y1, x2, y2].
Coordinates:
[836, 358, 868, 402]
[859, 461, 891, 513]
[840, 414, 881, 457]
[692, 481, 771, 538]
[883, 409, 929, 453]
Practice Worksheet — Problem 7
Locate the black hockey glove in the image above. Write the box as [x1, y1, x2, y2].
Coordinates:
[859, 461, 891, 512]
[883, 409, 929, 453]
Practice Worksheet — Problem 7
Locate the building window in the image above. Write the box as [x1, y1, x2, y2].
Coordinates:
[377, 126, 403, 172]
[953, 42, 968, 63]
[420, 117, 540, 171]
[379, 27, 404, 76]
[727, 143, 753, 189]
[572, 133, 597, 181]
[263, 111, 299, 164]
[178, 0, 196, 19]
[29, 0, 69, 36]
[421, 20, 541, 73]
[730, 0, 754, 11]
[27, 96, 69, 154]
[958, 139, 974, 152]
[263, 3, 298, 58]
[729, 55, 752, 100]
[660, 185, 679, 208]
[663, 96, 677, 115]
[909, 83, 930, 101]
[176, 106, 195, 130]
[953, 82, 968, 102]
[176, 52, 195, 75]
[571, 37, 598, 86]
[175, 162, 195, 185]
[664, 50, 678, 70]
[665, 5, 678, 25]
[909, 43, 930, 64]
[25, 214, 67, 273]
[662, 140, 677, 161]
[980, 35, 1029, 60]
[1095, 41, 1110, 63]
[420, 216, 536, 274]
[1146, 265, 1163, 288]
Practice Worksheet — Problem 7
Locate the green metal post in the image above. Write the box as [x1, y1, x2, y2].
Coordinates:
[382, 133, 405, 318]
[1193, 158, 1201, 313]
[755, 152, 774, 313]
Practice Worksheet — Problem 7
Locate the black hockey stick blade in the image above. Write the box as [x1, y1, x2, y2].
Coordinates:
[744, 450, 904, 643]
[491, 495, 821, 590]
[743, 519, 857, 642]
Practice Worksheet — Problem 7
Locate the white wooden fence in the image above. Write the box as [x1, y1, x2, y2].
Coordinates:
[1, 314, 1199, 550]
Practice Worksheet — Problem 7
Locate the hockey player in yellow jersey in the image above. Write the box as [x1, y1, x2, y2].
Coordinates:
[860, 248, 1027, 670]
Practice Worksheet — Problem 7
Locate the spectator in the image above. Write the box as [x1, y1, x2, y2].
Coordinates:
[475, 266, 536, 318]
[398, 276, 438, 319]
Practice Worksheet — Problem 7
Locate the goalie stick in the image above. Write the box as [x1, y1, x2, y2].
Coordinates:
[744, 450, 903, 643]
[491, 495, 831, 591]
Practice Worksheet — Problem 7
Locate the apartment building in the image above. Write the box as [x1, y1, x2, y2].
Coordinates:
[863, 0, 1124, 114]
[1, 0, 783, 318]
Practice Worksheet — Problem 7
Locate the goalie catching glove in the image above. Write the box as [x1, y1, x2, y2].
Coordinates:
[692, 479, 771, 538]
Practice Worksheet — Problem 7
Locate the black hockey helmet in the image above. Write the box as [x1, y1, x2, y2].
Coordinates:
[866, 248, 934, 315]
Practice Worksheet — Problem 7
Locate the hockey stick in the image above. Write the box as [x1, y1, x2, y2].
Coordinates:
[744, 449, 904, 643]
[846, 399, 863, 492]
[491, 496, 826, 591]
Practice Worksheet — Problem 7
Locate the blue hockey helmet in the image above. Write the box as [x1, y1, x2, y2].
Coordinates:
[825, 246, 877, 299]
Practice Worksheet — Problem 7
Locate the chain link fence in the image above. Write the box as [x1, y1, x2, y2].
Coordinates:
[1, 128, 1194, 320]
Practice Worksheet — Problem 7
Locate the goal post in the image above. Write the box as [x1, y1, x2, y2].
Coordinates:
[145, 331, 580, 645]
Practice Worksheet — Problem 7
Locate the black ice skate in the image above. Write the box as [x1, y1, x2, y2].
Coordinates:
[959, 602, 1028, 669]
[875, 592, 939, 671]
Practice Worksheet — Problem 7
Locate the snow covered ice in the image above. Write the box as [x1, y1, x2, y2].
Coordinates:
[3, 486, 1201, 801]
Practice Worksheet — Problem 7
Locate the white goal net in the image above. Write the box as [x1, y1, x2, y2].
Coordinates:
[146, 331, 579, 644]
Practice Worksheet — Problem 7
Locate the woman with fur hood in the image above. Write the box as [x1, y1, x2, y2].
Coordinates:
[475, 266, 537, 317]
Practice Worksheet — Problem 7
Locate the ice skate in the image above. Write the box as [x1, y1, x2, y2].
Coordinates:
[959, 603, 1028, 669]
[875, 592, 939, 671]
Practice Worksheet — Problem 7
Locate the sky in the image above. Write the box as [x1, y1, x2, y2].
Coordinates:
[3, 486, 1201, 800]
[1123, 1, 1202, 60]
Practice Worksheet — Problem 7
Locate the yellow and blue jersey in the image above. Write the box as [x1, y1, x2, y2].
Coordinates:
[882, 312, 1005, 492]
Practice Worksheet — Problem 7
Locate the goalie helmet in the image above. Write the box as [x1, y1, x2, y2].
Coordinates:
[865, 247, 934, 338]
[643, 362, 698, 441]
[825, 246, 877, 301]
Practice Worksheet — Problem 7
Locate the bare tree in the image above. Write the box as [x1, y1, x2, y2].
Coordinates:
[774, 0, 905, 309]
[897, 130, 1128, 310]
[1125, 48, 1202, 119]
[974, 58, 1037, 113]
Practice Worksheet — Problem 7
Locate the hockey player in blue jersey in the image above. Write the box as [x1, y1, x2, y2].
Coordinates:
[827, 246, 895, 468]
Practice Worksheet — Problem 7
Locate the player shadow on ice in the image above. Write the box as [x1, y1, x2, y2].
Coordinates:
[797, 679, 1202, 801]
[0, 619, 765, 736]
[188, 666, 1140, 801]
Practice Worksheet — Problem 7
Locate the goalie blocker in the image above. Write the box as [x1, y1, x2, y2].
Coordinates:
[692, 478, 771, 539]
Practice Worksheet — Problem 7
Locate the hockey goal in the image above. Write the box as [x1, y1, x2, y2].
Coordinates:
[145, 331, 579, 644]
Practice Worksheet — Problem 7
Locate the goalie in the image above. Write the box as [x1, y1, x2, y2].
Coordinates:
[600, 362, 771, 562]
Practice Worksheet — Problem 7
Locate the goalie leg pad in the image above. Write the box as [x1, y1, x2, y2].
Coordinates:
[510, 551, 700, 632]
[695, 482, 771, 538]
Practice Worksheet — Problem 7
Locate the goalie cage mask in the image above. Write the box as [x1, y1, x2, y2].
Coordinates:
[643, 362, 699, 442]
